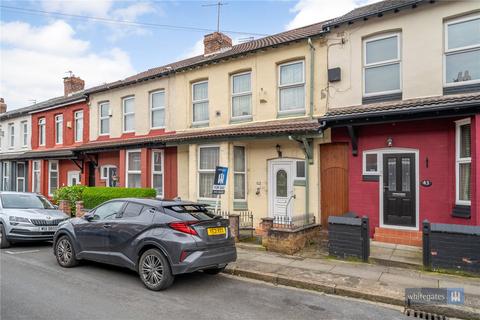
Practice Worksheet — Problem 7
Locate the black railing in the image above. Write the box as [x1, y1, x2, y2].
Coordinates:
[215, 210, 254, 239]
[272, 214, 316, 230]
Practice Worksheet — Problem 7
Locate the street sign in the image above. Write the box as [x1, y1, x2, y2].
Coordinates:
[212, 166, 228, 195]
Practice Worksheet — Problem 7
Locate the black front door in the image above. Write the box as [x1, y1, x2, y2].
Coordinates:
[383, 153, 416, 227]
[88, 162, 96, 187]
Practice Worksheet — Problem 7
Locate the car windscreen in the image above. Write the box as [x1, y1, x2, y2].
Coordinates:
[0, 194, 55, 209]
[162, 205, 218, 221]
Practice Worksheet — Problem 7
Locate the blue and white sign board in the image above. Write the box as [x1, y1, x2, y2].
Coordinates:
[212, 166, 228, 195]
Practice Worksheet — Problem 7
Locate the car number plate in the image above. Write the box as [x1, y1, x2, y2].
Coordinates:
[207, 227, 226, 236]
[38, 226, 58, 232]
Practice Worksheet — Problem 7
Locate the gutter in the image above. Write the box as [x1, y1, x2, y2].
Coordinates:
[308, 38, 315, 119]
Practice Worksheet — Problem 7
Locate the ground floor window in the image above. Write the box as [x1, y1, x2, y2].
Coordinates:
[2, 162, 10, 191]
[126, 150, 141, 188]
[100, 165, 118, 187]
[152, 150, 164, 197]
[16, 162, 26, 192]
[198, 146, 219, 199]
[32, 160, 41, 193]
[48, 160, 59, 196]
[456, 118, 471, 205]
[233, 146, 246, 201]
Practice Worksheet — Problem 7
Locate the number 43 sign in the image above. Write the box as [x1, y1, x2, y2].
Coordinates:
[212, 166, 228, 195]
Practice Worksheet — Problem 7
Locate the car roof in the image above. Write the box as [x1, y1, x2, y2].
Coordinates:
[0, 191, 41, 195]
[111, 198, 206, 208]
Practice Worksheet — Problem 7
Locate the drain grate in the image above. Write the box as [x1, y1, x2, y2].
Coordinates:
[404, 308, 448, 320]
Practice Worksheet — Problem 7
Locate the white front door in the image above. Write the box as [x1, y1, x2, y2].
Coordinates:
[67, 171, 81, 186]
[268, 159, 294, 219]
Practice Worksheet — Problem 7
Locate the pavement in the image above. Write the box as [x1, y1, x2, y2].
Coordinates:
[1, 243, 411, 320]
[227, 246, 480, 320]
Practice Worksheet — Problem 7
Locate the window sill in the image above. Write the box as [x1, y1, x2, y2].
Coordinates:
[362, 175, 379, 181]
[233, 201, 248, 211]
[277, 111, 306, 118]
[192, 122, 209, 128]
[443, 83, 480, 95]
[452, 204, 471, 219]
[293, 179, 306, 186]
[230, 116, 252, 124]
[362, 92, 402, 104]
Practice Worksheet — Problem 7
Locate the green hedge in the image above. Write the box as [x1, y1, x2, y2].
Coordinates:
[82, 187, 157, 209]
[53, 185, 87, 215]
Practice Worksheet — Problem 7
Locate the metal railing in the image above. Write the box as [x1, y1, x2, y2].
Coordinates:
[215, 210, 254, 239]
[273, 214, 316, 230]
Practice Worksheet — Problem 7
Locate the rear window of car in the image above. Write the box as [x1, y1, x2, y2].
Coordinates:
[123, 202, 144, 217]
[162, 205, 217, 221]
[0, 194, 54, 209]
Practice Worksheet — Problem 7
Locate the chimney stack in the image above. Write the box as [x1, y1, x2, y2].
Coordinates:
[63, 74, 85, 96]
[203, 32, 232, 56]
[0, 98, 6, 113]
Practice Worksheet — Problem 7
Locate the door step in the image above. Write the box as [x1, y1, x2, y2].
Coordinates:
[373, 227, 422, 247]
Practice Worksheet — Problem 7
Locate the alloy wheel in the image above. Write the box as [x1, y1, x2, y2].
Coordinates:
[141, 254, 164, 286]
[57, 239, 73, 265]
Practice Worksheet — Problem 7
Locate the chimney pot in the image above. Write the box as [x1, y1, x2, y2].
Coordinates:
[0, 98, 7, 114]
[63, 74, 85, 96]
[203, 32, 232, 55]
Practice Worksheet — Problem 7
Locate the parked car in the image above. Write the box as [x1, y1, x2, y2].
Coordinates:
[0, 192, 69, 248]
[53, 198, 237, 291]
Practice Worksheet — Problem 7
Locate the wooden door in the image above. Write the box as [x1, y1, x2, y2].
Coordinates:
[320, 143, 349, 227]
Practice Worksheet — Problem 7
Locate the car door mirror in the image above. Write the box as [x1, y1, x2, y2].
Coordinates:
[84, 212, 95, 221]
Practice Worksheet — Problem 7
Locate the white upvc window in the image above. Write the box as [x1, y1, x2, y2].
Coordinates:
[192, 81, 209, 125]
[32, 160, 41, 193]
[21, 121, 28, 147]
[363, 33, 401, 96]
[444, 14, 480, 87]
[363, 151, 380, 175]
[38, 118, 46, 146]
[74, 110, 83, 142]
[48, 160, 59, 196]
[151, 150, 164, 197]
[231, 72, 252, 120]
[2, 162, 10, 191]
[150, 90, 165, 129]
[99, 102, 110, 135]
[100, 165, 117, 187]
[233, 146, 247, 201]
[126, 150, 141, 188]
[198, 145, 219, 199]
[278, 60, 305, 114]
[55, 114, 63, 144]
[8, 123, 14, 148]
[16, 162, 26, 192]
[122, 96, 135, 133]
[455, 118, 471, 206]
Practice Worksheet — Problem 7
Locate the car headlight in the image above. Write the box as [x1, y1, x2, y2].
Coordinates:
[9, 216, 31, 223]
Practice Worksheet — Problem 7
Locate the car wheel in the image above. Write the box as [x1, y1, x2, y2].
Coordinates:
[203, 266, 226, 275]
[55, 236, 78, 268]
[0, 224, 11, 249]
[139, 249, 174, 291]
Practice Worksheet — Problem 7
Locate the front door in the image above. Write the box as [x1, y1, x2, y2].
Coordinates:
[383, 153, 416, 227]
[67, 171, 81, 186]
[269, 160, 294, 219]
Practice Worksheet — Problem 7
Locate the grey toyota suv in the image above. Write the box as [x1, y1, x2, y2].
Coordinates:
[53, 198, 237, 291]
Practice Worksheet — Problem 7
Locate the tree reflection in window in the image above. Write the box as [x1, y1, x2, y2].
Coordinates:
[276, 169, 288, 197]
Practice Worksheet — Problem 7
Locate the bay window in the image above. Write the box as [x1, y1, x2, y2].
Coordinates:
[198, 146, 219, 199]
[74, 110, 83, 142]
[278, 60, 305, 114]
[48, 160, 58, 196]
[151, 90, 165, 129]
[55, 114, 63, 144]
[455, 119, 471, 205]
[363, 33, 401, 96]
[233, 146, 246, 201]
[152, 150, 164, 197]
[126, 150, 141, 188]
[123, 97, 135, 133]
[99, 102, 110, 135]
[192, 81, 209, 125]
[231, 72, 252, 120]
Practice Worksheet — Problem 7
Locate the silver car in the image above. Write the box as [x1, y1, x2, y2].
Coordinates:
[0, 192, 69, 248]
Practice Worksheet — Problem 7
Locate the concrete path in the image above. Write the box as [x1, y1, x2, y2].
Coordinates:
[226, 247, 480, 320]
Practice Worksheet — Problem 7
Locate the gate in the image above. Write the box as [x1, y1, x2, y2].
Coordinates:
[217, 210, 254, 240]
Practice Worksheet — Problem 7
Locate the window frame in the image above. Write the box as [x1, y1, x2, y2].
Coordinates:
[122, 96, 135, 133]
[2, 162, 10, 191]
[231, 71, 253, 121]
[125, 149, 141, 188]
[362, 32, 402, 97]
[38, 118, 46, 146]
[278, 60, 306, 115]
[295, 160, 306, 180]
[197, 145, 220, 200]
[32, 160, 41, 193]
[16, 162, 26, 192]
[8, 123, 14, 148]
[151, 149, 164, 198]
[74, 110, 84, 142]
[192, 80, 209, 126]
[55, 114, 63, 145]
[99, 102, 110, 136]
[362, 151, 380, 175]
[443, 14, 480, 88]
[455, 118, 472, 206]
[233, 145, 247, 202]
[150, 90, 166, 129]
[48, 160, 59, 196]
[21, 121, 28, 147]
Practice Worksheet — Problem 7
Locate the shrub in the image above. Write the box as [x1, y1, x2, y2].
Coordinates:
[82, 187, 157, 209]
[53, 185, 86, 215]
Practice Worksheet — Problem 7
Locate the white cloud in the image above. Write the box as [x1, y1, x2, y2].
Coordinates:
[41, 0, 113, 17]
[0, 20, 136, 109]
[286, 0, 379, 30]
[179, 38, 204, 60]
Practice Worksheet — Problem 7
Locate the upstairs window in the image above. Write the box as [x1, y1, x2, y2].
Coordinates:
[74, 110, 83, 142]
[456, 118, 471, 205]
[231, 72, 252, 120]
[38, 118, 46, 146]
[278, 61, 305, 114]
[8, 123, 14, 148]
[150, 90, 165, 129]
[99, 102, 110, 135]
[192, 81, 209, 125]
[55, 114, 63, 144]
[21, 121, 28, 147]
[445, 15, 480, 86]
[123, 97, 135, 133]
[363, 33, 401, 96]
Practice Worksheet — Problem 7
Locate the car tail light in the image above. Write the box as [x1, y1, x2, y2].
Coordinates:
[179, 250, 190, 262]
[169, 221, 198, 235]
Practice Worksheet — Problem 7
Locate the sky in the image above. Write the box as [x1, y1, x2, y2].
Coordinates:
[0, 0, 376, 110]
